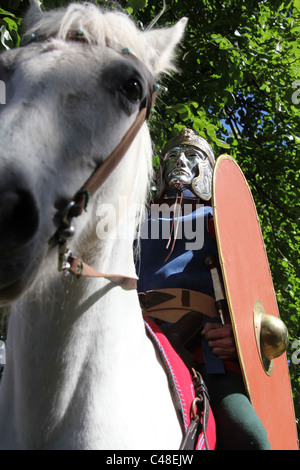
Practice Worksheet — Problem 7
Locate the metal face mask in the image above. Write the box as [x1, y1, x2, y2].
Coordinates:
[158, 129, 216, 201]
[164, 145, 206, 187]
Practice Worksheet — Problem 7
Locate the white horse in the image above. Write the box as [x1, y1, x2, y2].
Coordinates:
[0, 1, 188, 449]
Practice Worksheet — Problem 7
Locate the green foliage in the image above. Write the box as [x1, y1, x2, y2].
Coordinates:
[0, 7, 22, 50]
[1, 0, 299, 436]
[127, 0, 147, 14]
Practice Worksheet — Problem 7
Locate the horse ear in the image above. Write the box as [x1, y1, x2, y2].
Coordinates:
[144, 17, 188, 76]
[24, 0, 43, 30]
[29, 0, 42, 11]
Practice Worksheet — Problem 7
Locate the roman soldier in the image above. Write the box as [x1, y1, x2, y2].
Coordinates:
[137, 128, 271, 450]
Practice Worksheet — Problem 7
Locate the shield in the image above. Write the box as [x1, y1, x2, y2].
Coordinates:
[212, 154, 298, 450]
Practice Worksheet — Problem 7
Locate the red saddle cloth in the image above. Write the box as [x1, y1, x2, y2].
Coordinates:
[144, 316, 216, 450]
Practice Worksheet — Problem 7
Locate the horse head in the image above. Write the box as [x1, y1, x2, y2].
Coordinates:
[0, 1, 187, 304]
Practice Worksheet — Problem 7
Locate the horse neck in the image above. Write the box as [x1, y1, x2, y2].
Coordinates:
[1, 222, 183, 450]
[1, 235, 153, 446]
[0, 142, 183, 449]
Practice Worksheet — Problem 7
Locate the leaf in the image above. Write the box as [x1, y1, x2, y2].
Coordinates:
[0, 25, 13, 50]
[294, 0, 300, 11]
[127, 0, 148, 13]
[2, 16, 18, 31]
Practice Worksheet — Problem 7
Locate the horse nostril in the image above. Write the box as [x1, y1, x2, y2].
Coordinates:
[0, 190, 39, 248]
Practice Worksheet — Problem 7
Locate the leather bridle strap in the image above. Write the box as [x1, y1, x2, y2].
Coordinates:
[68, 255, 138, 289]
[68, 106, 149, 220]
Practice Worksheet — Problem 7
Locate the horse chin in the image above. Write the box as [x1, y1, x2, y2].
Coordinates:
[0, 278, 29, 305]
[0, 242, 41, 305]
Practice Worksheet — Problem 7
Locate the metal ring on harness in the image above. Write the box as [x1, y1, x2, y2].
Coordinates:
[191, 397, 203, 420]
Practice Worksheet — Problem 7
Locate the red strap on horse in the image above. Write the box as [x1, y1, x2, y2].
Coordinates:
[144, 315, 216, 450]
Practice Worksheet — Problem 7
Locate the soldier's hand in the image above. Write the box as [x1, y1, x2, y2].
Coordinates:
[201, 322, 237, 361]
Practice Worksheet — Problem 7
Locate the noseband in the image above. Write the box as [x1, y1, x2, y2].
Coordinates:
[43, 36, 158, 288]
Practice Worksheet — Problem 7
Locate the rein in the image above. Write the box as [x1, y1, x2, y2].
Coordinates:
[46, 37, 157, 288]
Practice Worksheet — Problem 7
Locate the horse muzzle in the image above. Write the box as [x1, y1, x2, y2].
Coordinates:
[0, 188, 39, 303]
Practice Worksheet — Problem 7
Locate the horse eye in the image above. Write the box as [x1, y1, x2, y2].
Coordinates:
[123, 79, 142, 102]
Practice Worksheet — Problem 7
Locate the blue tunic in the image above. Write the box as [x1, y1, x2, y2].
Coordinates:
[137, 205, 218, 297]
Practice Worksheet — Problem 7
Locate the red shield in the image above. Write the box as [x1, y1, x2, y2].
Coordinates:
[212, 155, 298, 450]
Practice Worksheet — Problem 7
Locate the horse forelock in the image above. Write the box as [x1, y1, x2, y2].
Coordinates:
[24, 3, 156, 74]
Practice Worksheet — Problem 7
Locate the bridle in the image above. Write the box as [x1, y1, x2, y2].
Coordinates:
[45, 36, 158, 289]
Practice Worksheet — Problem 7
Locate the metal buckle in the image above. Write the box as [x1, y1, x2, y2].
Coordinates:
[56, 201, 76, 272]
[61, 201, 76, 230]
[58, 245, 72, 272]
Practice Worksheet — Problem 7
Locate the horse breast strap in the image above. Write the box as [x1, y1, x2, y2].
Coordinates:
[48, 39, 157, 287]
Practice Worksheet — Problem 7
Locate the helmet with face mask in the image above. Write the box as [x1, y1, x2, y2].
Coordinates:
[157, 128, 216, 201]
